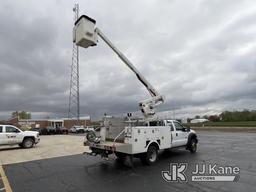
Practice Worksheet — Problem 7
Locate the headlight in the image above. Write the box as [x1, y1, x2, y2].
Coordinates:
[37, 133, 39, 137]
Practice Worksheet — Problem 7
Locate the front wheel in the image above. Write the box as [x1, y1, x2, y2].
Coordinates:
[140, 145, 158, 165]
[22, 138, 35, 148]
[188, 138, 197, 153]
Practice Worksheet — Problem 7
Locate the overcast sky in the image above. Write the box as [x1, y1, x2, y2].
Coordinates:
[0, 0, 256, 120]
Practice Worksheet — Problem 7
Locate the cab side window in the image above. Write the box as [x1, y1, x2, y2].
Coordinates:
[0, 126, 2, 133]
[174, 122, 184, 131]
[6, 126, 20, 133]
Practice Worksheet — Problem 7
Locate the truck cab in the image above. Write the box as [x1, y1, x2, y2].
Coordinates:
[166, 120, 192, 147]
[85, 118, 198, 165]
[0, 125, 40, 148]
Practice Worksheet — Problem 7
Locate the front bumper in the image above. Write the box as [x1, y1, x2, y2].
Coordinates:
[35, 137, 40, 144]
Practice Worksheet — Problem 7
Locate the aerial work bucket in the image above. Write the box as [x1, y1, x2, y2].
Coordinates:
[73, 15, 98, 48]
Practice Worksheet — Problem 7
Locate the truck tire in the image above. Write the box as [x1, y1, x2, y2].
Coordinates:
[115, 152, 126, 160]
[22, 138, 35, 148]
[188, 138, 197, 153]
[140, 145, 158, 165]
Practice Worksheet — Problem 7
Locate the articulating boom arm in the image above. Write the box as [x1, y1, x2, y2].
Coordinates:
[73, 15, 164, 118]
[95, 28, 164, 118]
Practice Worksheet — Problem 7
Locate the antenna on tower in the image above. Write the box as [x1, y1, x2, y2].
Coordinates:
[68, 3, 80, 124]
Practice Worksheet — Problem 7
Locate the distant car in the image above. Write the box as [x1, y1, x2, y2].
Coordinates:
[46, 126, 56, 135]
[69, 126, 76, 133]
[84, 126, 94, 132]
[69, 126, 86, 133]
[29, 127, 48, 135]
[56, 127, 69, 134]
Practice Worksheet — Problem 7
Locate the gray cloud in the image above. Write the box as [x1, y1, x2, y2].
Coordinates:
[0, 0, 256, 119]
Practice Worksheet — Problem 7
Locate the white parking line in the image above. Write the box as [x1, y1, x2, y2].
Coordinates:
[0, 166, 12, 192]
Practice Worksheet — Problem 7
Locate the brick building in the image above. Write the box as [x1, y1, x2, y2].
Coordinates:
[2, 117, 91, 129]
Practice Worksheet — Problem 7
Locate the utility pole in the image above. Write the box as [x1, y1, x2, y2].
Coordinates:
[68, 4, 80, 124]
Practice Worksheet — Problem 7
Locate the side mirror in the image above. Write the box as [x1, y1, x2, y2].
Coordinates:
[182, 127, 190, 132]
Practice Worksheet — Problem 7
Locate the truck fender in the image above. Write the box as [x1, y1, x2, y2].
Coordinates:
[22, 136, 35, 143]
[145, 141, 160, 151]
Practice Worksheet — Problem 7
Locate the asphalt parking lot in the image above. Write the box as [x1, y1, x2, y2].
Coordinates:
[1, 131, 256, 192]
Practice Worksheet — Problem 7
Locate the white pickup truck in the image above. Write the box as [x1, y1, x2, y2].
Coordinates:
[0, 125, 40, 148]
[85, 118, 198, 165]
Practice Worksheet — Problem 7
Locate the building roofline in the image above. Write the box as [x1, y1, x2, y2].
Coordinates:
[18, 117, 91, 122]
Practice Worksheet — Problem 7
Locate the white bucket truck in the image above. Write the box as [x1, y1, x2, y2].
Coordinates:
[73, 15, 198, 165]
